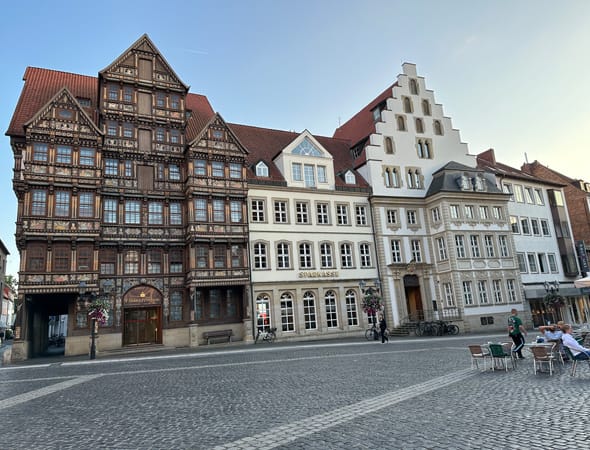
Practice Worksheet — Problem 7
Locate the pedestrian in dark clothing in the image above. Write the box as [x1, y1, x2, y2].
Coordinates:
[379, 314, 389, 343]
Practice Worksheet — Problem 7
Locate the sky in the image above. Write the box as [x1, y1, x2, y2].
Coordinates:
[1, 0, 589, 278]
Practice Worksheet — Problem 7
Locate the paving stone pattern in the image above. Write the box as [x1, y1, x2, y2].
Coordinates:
[0, 336, 588, 449]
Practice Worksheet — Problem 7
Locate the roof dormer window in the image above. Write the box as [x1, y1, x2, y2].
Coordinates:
[345, 171, 356, 185]
[292, 137, 323, 157]
[256, 161, 269, 177]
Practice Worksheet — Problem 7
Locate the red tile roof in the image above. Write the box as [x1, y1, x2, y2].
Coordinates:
[332, 83, 396, 146]
[229, 123, 369, 189]
[6, 67, 215, 140]
[6, 67, 98, 137]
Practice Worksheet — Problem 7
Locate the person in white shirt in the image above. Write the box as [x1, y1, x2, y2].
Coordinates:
[561, 324, 590, 360]
[539, 321, 564, 341]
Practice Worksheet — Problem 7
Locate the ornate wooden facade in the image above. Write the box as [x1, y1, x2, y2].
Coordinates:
[8, 35, 251, 359]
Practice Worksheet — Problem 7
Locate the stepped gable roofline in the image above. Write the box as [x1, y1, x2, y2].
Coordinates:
[229, 123, 369, 188]
[24, 86, 103, 136]
[99, 33, 189, 91]
[426, 161, 503, 197]
[333, 82, 396, 146]
[6, 67, 98, 137]
[477, 149, 565, 187]
[184, 94, 216, 142]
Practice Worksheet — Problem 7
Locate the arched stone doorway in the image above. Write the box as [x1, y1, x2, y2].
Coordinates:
[123, 285, 162, 346]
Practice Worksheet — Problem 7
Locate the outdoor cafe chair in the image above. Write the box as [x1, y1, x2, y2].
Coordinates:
[488, 343, 515, 371]
[530, 345, 557, 376]
[564, 346, 590, 377]
[468, 344, 491, 371]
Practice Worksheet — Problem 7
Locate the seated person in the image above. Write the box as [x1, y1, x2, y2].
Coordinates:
[539, 321, 564, 342]
[561, 324, 590, 360]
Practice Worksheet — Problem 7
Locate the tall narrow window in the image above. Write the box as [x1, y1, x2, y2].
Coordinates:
[303, 292, 317, 330]
[345, 290, 359, 326]
[103, 199, 118, 224]
[340, 243, 353, 268]
[253, 243, 268, 269]
[320, 243, 333, 268]
[299, 243, 313, 269]
[33, 143, 48, 162]
[148, 249, 162, 274]
[124, 250, 139, 274]
[78, 192, 94, 218]
[194, 198, 207, 222]
[125, 201, 141, 224]
[148, 202, 163, 225]
[169, 292, 183, 321]
[422, 99, 431, 115]
[280, 294, 295, 332]
[54, 191, 71, 217]
[325, 291, 338, 328]
[170, 202, 182, 225]
[277, 242, 291, 269]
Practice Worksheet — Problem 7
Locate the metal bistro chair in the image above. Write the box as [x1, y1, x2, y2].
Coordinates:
[468, 344, 491, 371]
[488, 343, 516, 371]
[530, 345, 557, 376]
[564, 346, 590, 377]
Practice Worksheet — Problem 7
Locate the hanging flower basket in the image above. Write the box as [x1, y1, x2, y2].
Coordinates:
[543, 293, 565, 309]
[87, 299, 110, 325]
[361, 292, 383, 316]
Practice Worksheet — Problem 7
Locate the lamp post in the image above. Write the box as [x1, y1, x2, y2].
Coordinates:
[543, 280, 562, 324]
[359, 279, 382, 340]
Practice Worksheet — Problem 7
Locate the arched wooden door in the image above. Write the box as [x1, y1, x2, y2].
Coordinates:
[123, 285, 162, 346]
[404, 275, 424, 321]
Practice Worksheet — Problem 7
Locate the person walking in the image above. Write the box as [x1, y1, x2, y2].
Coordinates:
[508, 308, 527, 359]
[379, 314, 389, 343]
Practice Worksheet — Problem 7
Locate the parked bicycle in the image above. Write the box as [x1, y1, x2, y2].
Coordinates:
[365, 325, 389, 341]
[436, 320, 460, 335]
[255, 327, 277, 344]
[414, 321, 440, 336]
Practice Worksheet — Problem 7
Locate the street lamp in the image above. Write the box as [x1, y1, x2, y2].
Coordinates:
[78, 282, 97, 360]
[359, 279, 382, 340]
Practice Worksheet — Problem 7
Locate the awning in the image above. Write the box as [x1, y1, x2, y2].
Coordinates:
[574, 276, 590, 288]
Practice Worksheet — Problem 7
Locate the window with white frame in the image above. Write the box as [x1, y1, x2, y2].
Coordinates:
[390, 239, 402, 263]
[317, 166, 327, 183]
[520, 218, 531, 235]
[303, 292, 317, 330]
[355, 205, 368, 226]
[431, 207, 441, 223]
[277, 242, 291, 269]
[274, 200, 288, 223]
[410, 239, 422, 262]
[503, 183, 514, 201]
[444, 282, 455, 307]
[280, 294, 295, 332]
[296, 201, 310, 224]
[492, 280, 503, 303]
[336, 204, 349, 225]
[507, 279, 517, 302]
[251, 199, 265, 222]
[477, 280, 489, 304]
[345, 290, 359, 326]
[325, 291, 338, 328]
[517, 253, 527, 272]
[253, 242, 268, 269]
[479, 206, 489, 220]
[359, 243, 372, 267]
[510, 216, 520, 233]
[450, 204, 460, 219]
[464, 205, 474, 220]
[492, 206, 503, 220]
[462, 281, 474, 306]
[524, 187, 534, 204]
[470, 235, 481, 258]
[304, 164, 315, 187]
[345, 171, 356, 184]
[514, 185, 524, 203]
[538, 253, 548, 273]
[540, 219, 551, 236]
[527, 253, 538, 272]
[498, 235, 510, 257]
[340, 243, 353, 268]
[547, 254, 558, 272]
[529, 218, 540, 236]
[484, 235, 495, 257]
[316, 203, 330, 225]
[436, 237, 448, 261]
[256, 162, 269, 177]
[534, 188, 544, 205]
[387, 209, 398, 225]
[292, 163, 302, 181]
[455, 235, 466, 258]
[299, 243, 313, 269]
[407, 210, 418, 225]
[320, 243, 334, 268]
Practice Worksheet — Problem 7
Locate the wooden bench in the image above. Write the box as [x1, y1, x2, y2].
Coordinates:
[203, 329, 233, 345]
